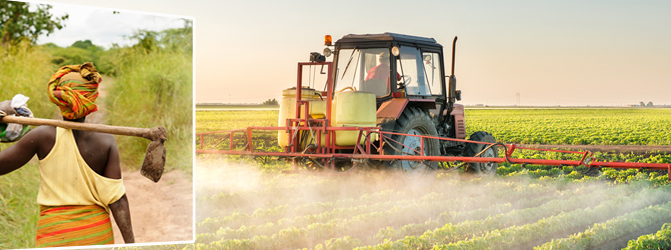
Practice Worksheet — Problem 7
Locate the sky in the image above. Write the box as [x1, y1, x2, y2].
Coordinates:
[30, 1, 188, 48]
[32, 0, 671, 106]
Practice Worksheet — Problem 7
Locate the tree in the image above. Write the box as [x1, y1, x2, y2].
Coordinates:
[262, 98, 279, 106]
[129, 19, 193, 53]
[71, 39, 96, 50]
[0, 1, 69, 46]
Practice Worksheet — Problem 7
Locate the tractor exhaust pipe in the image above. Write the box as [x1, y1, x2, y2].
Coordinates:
[451, 36, 457, 76]
[448, 36, 459, 103]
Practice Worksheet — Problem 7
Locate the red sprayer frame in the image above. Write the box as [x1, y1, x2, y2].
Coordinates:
[196, 62, 671, 179]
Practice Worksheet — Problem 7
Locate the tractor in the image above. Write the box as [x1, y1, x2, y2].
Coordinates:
[276, 33, 496, 182]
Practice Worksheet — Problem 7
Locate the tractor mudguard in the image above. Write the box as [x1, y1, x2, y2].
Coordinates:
[376, 98, 440, 132]
[376, 98, 408, 132]
[377, 98, 408, 120]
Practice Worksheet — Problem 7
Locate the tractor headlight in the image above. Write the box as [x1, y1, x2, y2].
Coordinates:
[391, 46, 400, 56]
[323, 48, 332, 57]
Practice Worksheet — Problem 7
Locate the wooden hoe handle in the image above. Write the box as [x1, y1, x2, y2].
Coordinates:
[1, 115, 166, 141]
[2, 114, 168, 183]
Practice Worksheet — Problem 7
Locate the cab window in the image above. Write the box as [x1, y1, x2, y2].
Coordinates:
[422, 52, 443, 96]
[397, 47, 432, 96]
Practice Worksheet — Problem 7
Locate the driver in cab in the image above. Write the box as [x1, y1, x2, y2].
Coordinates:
[364, 52, 401, 96]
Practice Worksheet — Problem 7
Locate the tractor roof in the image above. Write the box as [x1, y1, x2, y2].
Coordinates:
[336, 32, 441, 47]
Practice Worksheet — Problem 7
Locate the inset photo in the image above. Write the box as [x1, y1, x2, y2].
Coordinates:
[0, 0, 193, 248]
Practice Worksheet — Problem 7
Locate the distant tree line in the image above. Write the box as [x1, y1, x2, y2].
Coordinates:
[262, 98, 279, 106]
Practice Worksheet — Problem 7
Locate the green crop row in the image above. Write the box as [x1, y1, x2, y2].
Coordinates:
[200, 195, 509, 246]
[432, 185, 671, 250]
[195, 178, 602, 249]
[536, 201, 671, 249]
[357, 183, 634, 249]
[465, 108, 671, 145]
[199, 191, 450, 234]
[196, 109, 671, 150]
[624, 223, 671, 250]
[196, 110, 279, 133]
[198, 180, 564, 235]
[366, 185, 591, 246]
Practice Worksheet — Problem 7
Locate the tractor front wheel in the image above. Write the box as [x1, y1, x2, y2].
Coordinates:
[463, 131, 498, 176]
[385, 108, 439, 187]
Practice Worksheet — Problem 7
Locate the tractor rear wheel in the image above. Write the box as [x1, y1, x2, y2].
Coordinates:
[385, 108, 439, 186]
[463, 131, 498, 176]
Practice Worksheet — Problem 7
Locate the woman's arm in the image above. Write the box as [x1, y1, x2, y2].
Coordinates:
[109, 194, 134, 243]
[0, 126, 49, 175]
[104, 136, 134, 243]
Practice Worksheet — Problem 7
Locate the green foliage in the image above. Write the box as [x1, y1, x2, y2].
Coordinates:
[432, 185, 670, 250]
[196, 110, 282, 160]
[41, 40, 118, 75]
[262, 98, 279, 106]
[48, 46, 92, 65]
[0, 1, 68, 46]
[196, 110, 278, 133]
[625, 223, 671, 250]
[105, 26, 193, 172]
[466, 108, 671, 145]
[317, 236, 363, 250]
[537, 202, 671, 250]
[0, 41, 57, 118]
[155, 19, 192, 53]
[70, 39, 98, 50]
[0, 41, 58, 151]
[192, 165, 671, 250]
[128, 19, 193, 53]
[0, 164, 40, 249]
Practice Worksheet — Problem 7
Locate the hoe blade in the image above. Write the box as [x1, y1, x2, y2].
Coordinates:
[141, 140, 166, 182]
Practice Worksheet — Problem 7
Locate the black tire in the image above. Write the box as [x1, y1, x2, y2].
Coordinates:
[384, 108, 439, 186]
[463, 131, 498, 176]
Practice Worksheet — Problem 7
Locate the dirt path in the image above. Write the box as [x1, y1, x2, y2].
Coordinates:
[93, 76, 193, 244]
[110, 169, 193, 244]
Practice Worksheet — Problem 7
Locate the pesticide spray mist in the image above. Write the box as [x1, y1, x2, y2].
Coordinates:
[195, 156, 671, 249]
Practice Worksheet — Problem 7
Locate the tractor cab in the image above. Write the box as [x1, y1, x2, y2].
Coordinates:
[329, 33, 447, 109]
[324, 33, 463, 142]
[333, 33, 444, 102]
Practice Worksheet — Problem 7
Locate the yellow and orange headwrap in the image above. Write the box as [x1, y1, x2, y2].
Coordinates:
[47, 62, 102, 120]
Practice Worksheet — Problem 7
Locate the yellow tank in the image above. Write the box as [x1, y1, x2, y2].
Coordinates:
[278, 87, 323, 148]
[308, 100, 326, 119]
[332, 91, 378, 146]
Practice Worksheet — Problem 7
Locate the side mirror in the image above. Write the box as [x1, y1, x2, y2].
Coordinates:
[309, 52, 325, 62]
[449, 76, 458, 101]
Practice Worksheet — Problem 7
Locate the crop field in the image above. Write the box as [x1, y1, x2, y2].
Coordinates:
[466, 108, 671, 145]
[193, 108, 671, 250]
[196, 108, 671, 146]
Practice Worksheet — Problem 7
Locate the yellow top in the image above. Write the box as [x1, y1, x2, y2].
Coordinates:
[37, 127, 125, 212]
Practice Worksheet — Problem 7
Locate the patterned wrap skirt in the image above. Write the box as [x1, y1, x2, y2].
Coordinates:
[36, 205, 114, 247]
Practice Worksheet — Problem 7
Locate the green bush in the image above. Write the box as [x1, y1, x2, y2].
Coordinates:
[0, 42, 59, 151]
[0, 42, 59, 118]
[105, 44, 193, 172]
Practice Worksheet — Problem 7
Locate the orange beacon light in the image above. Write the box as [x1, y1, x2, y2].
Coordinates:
[325, 35, 332, 46]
